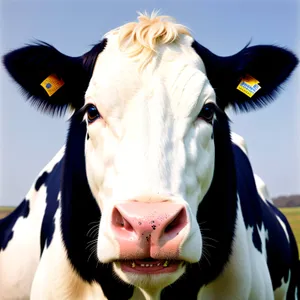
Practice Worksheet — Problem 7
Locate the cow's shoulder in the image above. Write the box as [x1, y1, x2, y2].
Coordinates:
[0, 146, 65, 298]
[36, 146, 65, 252]
[0, 146, 65, 251]
[232, 143, 298, 293]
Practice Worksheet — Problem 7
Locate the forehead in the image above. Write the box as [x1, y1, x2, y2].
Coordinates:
[85, 33, 215, 117]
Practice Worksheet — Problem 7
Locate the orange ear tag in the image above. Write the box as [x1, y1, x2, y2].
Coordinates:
[237, 74, 261, 98]
[41, 74, 65, 96]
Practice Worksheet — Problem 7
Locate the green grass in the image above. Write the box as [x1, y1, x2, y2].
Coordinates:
[0, 207, 15, 219]
[280, 207, 300, 259]
[0, 206, 15, 211]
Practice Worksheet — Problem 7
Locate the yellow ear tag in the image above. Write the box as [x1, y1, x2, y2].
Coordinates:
[237, 74, 261, 98]
[41, 74, 65, 96]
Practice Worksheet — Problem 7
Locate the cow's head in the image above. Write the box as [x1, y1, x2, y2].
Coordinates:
[3, 12, 298, 294]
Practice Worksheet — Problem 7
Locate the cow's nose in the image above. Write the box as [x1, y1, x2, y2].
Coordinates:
[111, 201, 188, 259]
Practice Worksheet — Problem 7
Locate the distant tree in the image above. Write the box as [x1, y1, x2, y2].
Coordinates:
[273, 195, 300, 207]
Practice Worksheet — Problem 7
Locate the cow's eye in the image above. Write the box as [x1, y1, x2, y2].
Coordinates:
[198, 103, 216, 123]
[87, 105, 100, 124]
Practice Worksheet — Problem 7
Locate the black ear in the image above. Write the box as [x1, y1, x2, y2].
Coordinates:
[2, 39, 107, 116]
[192, 41, 299, 112]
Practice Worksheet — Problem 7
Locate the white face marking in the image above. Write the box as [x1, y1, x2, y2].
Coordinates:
[83, 33, 216, 288]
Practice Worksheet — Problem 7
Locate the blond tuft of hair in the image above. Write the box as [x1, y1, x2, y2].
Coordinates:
[108, 11, 191, 70]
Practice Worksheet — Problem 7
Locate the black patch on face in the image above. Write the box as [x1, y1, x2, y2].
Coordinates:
[60, 114, 134, 299]
[40, 160, 62, 252]
[0, 199, 30, 251]
[233, 144, 299, 295]
[87, 133, 89, 140]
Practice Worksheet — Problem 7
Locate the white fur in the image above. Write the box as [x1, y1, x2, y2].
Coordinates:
[231, 132, 249, 155]
[274, 271, 291, 300]
[84, 30, 215, 291]
[254, 174, 272, 203]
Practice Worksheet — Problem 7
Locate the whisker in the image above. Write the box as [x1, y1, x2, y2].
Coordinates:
[198, 221, 207, 226]
[87, 223, 100, 237]
[86, 239, 98, 246]
[201, 248, 211, 267]
[87, 244, 98, 263]
[203, 243, 217, 249]
[88, 227, 99, 238]
[88, 220, 100, 226]
[202, 236, 219, 243]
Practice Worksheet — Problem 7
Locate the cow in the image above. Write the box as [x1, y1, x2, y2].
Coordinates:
[0, 12, 299, 300]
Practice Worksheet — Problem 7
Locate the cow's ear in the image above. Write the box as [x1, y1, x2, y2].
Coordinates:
[2, 40, 106, 116]
[192, 41, 298, 112]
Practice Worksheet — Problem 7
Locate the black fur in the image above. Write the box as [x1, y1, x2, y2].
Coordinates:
[233, 143, 299, 297]
[2, 39, 107, 116]
[0, 199, 30, 251]
[35, 171, 48, 191]
[192, 41, 299, 112]
[40, 161, 62, 252]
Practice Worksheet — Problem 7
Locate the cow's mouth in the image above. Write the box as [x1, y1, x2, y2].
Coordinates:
[119, 258, 183, 274]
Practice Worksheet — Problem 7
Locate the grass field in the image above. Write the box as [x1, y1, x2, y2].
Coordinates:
[280, 207, 300, 257]
[0, 206, 299, 258]
[0, 207, 15, 219]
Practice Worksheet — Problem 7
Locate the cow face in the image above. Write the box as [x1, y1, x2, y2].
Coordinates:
[83, 22, 216, 288]
[3, 11, 298, 293]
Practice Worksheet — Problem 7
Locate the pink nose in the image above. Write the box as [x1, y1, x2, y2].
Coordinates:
[111, 201, 188, 259]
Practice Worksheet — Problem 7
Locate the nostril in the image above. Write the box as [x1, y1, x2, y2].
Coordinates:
[164, 208, 187, 237]
[112, 208, 134, 232]
[123, 218, 134, 231]
[165, 220, 178, 233]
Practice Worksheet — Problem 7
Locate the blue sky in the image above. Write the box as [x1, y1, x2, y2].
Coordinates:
[0, 0, 299, 206]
